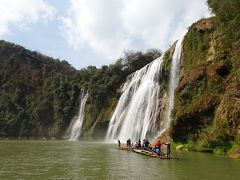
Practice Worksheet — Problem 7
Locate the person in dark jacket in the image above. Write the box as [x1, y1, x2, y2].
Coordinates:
[138, 139, 141, 149]
[118, 140, 121, 148]
[166, 142, 171, 159]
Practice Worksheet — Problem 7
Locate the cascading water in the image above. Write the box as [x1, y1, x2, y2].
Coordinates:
[106, 37, 184, 143]
[162, 37, 184, 132]
[106, 56, 164, 142]
[69, 89, 88, 141]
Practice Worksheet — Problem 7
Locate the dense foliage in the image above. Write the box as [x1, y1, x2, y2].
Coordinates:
[208, 0, 240, 21]
[0, 40, 161, 138]
[80, 49, 162, 109]
[77, 49, 162, 138]
[170, 0, 240, 156]
[207, 0, 240, 78]
[0, 40, 80, 137]
[2, 1, 239, 154]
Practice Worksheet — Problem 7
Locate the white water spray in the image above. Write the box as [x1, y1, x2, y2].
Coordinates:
[69, 90, 88, 141]
[106, 56, 164, 142]
[164, 37, 183, 129]
[106, 37, 184, 142]
[155, 37, 184, 138]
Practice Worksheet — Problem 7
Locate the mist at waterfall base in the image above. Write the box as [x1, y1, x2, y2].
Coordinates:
[105, 57, 163, 142]
[106, 38, 183, 143]
[67, 37, 183, 143]
[68, 90, 88, 141]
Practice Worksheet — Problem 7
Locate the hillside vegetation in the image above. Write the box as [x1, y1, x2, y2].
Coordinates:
[169, 0, 240, 157]
[0, 40, 160, 138]
[0, 41, 80, 138]
[0, 0, 239, 158]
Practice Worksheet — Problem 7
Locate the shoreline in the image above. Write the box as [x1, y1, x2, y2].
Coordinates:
[1, 137, 239, 159]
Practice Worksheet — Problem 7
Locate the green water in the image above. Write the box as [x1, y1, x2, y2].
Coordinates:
[0, 141, 239, 180]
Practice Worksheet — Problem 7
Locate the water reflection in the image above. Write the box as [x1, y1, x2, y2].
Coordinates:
[0, 141, 240, 180]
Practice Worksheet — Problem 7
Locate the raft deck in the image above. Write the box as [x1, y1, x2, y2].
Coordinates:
[132, 148, 179, 160]
[116, 147, 133, 151]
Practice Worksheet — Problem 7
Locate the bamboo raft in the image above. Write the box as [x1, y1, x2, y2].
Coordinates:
[116, 145, 179, 159]
[132, 148, 158, 157]
[132, 148, 179, 160]
[117, 146, 133, 151]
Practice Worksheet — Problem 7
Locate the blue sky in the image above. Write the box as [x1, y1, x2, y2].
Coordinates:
[0, 0, 211, 69]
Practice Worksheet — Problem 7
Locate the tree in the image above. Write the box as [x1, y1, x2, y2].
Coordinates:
[122, 49, 162, 73]
[207, 0, 240, 21]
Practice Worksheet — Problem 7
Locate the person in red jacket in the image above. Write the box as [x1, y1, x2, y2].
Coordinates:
[156, 140, 161, 156]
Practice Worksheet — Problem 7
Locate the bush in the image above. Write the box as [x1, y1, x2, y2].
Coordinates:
[213, 147, 226, 155]
[208, 0, 240, 21]
[122, 49, 162, 73]
[179, 84, 192, 102]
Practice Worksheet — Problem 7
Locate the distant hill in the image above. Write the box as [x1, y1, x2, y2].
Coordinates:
[0, 40, 159, 138]
[0, 40, 80, 138]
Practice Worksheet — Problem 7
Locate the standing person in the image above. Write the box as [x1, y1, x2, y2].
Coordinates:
[145, 139, 150, 148]
[142, 139, 146, 148]
[156, 140, 162, 156]
[155, 145, 160, 156]
[127, 138, 131, 147]
[166, 142, 171, 159]
[138, 139, 141, 149]
[118, 140, 121, 148]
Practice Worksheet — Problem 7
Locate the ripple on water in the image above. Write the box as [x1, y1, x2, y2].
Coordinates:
[0, 141, 240, 180]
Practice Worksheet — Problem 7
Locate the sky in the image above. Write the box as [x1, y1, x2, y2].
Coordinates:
[0, 0, 212, 69]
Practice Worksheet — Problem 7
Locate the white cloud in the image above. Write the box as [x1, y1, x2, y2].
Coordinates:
[60, 0, 211, 61]
[0, 0, 57, 36]
[59, 0, 132, 60]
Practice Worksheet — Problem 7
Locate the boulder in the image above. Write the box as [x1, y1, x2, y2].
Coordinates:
[176, 145, 184, 151]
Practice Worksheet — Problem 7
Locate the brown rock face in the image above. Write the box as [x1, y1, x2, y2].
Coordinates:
[169, 16, 240, 153]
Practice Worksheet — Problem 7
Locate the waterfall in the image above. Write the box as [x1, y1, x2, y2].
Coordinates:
[155, 37, 184, 138]
[69, 89, 88, 141]
[106, 37, 184, 143]
[106, 56, 164, 142]
[163, 37, 183, 130]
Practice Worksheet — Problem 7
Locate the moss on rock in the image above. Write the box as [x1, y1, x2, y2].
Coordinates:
[170, 16, 240, 157]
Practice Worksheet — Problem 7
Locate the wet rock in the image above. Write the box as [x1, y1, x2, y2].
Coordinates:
[176, 145, 184, 151]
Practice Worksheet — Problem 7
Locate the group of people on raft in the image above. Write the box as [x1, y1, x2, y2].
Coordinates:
[118, 138, 171, 159]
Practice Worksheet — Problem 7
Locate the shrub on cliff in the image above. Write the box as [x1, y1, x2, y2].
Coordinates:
[208, 0, 240, 21]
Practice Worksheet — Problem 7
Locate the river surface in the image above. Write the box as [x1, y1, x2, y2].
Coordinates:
[0, 141, 239, 180]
